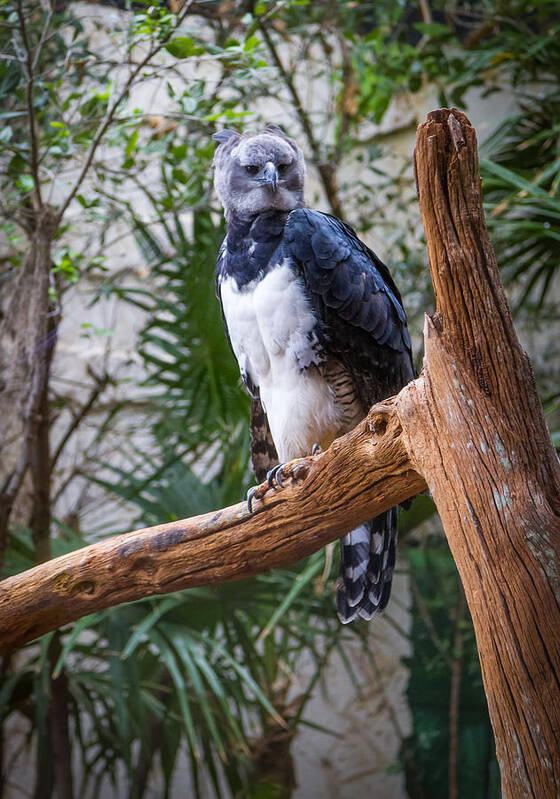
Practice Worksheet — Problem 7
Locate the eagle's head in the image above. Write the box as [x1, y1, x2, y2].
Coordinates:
[213, 126, 305, 218]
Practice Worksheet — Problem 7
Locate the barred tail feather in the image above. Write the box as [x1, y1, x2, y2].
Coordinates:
[337, 508, 398, 624]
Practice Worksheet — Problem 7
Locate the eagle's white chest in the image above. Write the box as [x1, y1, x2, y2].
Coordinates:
[220, 262, 342, 461]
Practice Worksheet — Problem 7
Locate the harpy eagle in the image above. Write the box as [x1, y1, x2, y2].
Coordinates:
[213, 126, 414, 622]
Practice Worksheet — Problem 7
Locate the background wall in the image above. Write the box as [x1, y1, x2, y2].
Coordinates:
[1, 2, 558, 797]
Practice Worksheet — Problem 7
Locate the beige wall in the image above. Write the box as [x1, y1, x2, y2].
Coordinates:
[5, 5, 528, 796]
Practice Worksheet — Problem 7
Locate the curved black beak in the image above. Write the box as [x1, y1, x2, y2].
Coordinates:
[257, 161, 278, 192]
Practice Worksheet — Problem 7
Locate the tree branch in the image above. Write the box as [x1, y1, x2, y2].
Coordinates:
[0, 397, 426, 653]
[408, 108, 560, 799]
[50, 367, 111, 472]
[16, 0, 43, 210]
[55, 0, 195, 222]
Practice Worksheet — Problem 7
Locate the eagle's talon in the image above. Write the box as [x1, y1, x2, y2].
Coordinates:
[266, 463, 285, 489]
[311, 443, 322, 455]
[247, 486, 258, 513]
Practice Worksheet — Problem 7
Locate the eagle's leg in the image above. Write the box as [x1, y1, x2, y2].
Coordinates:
[246, 470, 284, 513]
[267, 445, 321, 488]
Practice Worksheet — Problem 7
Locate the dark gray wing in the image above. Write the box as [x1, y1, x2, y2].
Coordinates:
[283, 208, 414, 408]
[283, 208, 414, 623]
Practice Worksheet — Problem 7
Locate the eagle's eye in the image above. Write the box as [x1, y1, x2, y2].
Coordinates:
[244, 164, 259, 176]
[278, 163, 290, 175]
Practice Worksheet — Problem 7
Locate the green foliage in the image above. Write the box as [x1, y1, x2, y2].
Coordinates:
[402, 545, 501, 799]
[2, 526, 351, 798]
[481, 92, 560, 309]
[133, 208, 246, 459]
[442, 1, 560, 107]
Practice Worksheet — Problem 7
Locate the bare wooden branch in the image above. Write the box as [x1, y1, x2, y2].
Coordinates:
[0, 400, 425, 653]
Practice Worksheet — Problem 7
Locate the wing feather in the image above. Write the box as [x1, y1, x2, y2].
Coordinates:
[283, 209, 412, 623]
[284, 208, 414, 407]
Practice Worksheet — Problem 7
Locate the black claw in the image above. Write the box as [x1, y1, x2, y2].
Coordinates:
[266, 463, 285, 489]
[311, 443, 322, 455]
[247, 486, 257, 513]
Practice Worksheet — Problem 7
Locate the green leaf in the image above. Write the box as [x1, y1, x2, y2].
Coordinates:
[53, 614, 101, 678]
[16, 174, 34, 193]
[148, 628, 200, 758]
[169, 630, 226, 757]
[202, 634, 284, 726]
[166, 37, 200, 59]
[122, 597, 180, 658]
[258, 556, 323, 643]
[413, 22, 451, 37]
[480, 158, 550, 198]
[125, 129, 139, 157]
[243, 36, 260, 52]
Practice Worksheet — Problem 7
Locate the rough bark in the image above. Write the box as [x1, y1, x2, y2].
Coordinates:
[403, 109, 560, 799]
[0, 109, 559, 798]
[0, 404, 425, 652]
[0, 206, 57, 565]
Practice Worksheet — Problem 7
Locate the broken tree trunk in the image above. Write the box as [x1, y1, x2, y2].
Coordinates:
[0, 109, 559, 798]
[404, 109, 560, 799]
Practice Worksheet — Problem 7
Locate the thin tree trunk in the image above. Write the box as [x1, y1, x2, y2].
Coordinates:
[448, 588, 466, 799]
[402, 108, 560, 799]
[29, 303, 59, 565]
[0, 206, 71, 798]
[0, 206, 57, 566]
[48, 636, 74, 799]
